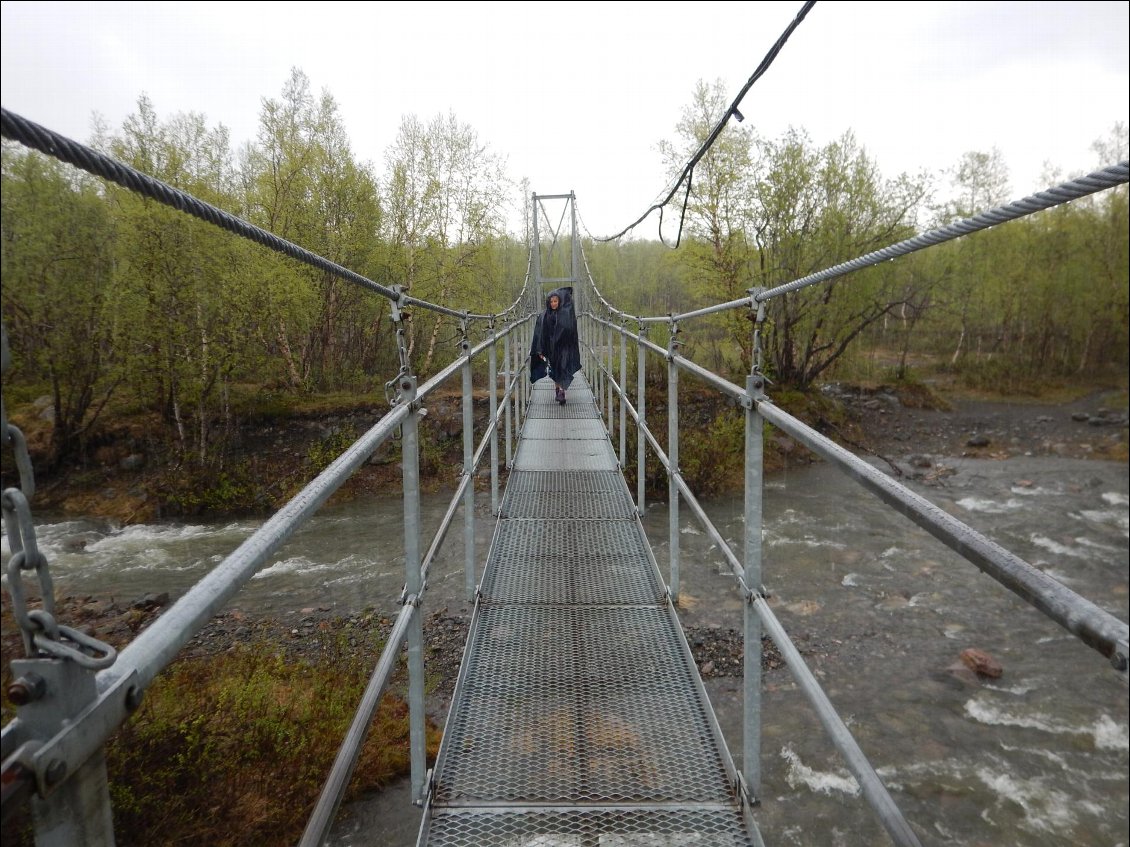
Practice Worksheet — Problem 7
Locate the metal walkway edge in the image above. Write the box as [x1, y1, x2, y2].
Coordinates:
[419, 376, 757, 845]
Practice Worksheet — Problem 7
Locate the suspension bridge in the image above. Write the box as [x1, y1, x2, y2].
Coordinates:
[1, 104, 1128, 847]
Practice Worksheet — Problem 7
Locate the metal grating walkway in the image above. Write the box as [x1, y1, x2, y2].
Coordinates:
[419, 376, 757, 846]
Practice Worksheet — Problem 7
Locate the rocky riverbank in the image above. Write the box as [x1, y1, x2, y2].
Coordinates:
[2, 592, 787, 732]
[4, 383, 1125, 722]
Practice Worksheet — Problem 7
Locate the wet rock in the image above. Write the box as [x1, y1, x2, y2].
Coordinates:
[966, 434, 991, 448]
[1071, 412, 1091, 422]
[772, 435, 797, 454]
[120, 454, 145, 471]
[132, 592, 170, 611]
[959, 647, 1002, 678]
[941, 662, 982, 687]
[33, 395, 54, 422]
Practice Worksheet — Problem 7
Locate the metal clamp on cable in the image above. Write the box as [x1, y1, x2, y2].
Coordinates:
[745, 288, 770, 408]
[666, 318, 681, 360]
[384, 286, 414, 408]
[459, 316, 471, 358]
[742, 583, 771, 605]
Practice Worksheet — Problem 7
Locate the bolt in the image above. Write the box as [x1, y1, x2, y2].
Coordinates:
[45, 759, 66, 787]
[7, 672, 46, 706]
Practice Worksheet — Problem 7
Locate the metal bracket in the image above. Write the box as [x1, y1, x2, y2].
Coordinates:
[9, 660, 140, 798]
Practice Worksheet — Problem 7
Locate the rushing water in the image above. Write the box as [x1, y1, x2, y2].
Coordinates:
[3, 455, 1127, 846]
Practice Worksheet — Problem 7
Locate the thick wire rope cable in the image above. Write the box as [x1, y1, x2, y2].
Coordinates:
[1, 107, 517, 321]
[580, 162, 1130, 323]
[597, 0, 816, 244]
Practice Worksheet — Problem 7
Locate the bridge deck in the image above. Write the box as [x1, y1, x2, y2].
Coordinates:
[419, 377, 757, 845]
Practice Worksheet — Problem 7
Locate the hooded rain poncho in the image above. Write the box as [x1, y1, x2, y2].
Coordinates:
[529, 287, 581, 388]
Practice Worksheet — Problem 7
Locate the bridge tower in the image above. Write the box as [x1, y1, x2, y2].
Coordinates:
[530, 191, 582, 307]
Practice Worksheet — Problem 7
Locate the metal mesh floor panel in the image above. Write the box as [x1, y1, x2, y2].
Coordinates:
[505, 470, 628, 495]
[500, 478, 637, 520]
[434, 606, 732, 804]
[521, 418, 610, 440]
[422, 808, 755, 846]
[530, 389, 595, 401]
[514, 439, 617, 470]
[419, 386, 757, 846]
[524, 402, 600, 420]
[481, 522, 662, 604]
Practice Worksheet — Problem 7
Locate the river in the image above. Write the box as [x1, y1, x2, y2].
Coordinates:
[4, 454, 1127, 846]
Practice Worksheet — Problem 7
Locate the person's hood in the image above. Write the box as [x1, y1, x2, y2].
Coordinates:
[545, 287, 574, 310]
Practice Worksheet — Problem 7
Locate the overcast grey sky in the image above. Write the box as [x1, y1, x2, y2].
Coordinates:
[2, 1, 1127, 238]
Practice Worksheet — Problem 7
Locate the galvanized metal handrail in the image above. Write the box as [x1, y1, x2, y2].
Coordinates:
[582, 301, 1128, 845]
[4, 103, 1126, 846]
[298, 602, 417, 846]
[586, 313, 1130, 667]
[420, 325, 532, 585]
[0, 310, 533, 843]
[0, 111, 540, 843]
[581, 315, 921, 846]
[300, 317, 532, 847]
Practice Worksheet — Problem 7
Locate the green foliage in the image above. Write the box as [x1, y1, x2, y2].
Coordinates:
[158, 462, 262, 516]
[307, 424, 360, 473]
[106, 639, 427, 847]
[678, 405, 745, 497]
[1, 144, 118, 463]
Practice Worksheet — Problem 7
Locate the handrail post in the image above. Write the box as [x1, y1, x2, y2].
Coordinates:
[460, 319, 476, 602]
[744, 372, 765, 802]
[516, 317, 526, 431]
[667, 319, 680, 603]
[488, 318, 499, 515]
[503, 325, 513, 468]
[606, 318, 614, 436]
[637, 320, 647, 515]
[619, 320, 627, 467]
[16, 660, 116, 846]
[399, 372, 427, 804]
[744, 290, 768, 801]
[592, 316, 600, 412]
[597, 316, 604, 417]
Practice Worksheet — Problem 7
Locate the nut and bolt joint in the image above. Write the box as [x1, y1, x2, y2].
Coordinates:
[7, 672, 46, 706]
[45, 759, 67, 787]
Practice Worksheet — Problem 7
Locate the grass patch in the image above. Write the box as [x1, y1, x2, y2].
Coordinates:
[3, 618, 439, 847]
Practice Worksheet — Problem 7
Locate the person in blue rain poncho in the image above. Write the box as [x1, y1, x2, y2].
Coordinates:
[529, 287, 581, 405]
